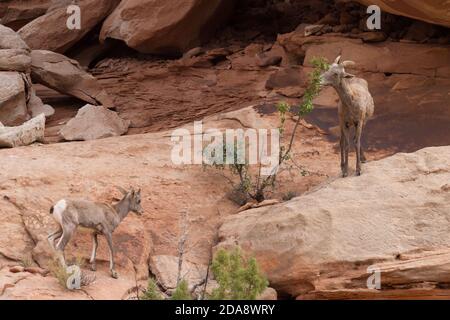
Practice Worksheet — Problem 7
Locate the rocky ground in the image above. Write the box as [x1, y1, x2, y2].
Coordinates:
[0, 0, 449, 299]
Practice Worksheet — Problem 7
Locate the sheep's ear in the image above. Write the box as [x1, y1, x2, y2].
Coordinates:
[334, 55, 341, 64]
[341, 60, 356, 68]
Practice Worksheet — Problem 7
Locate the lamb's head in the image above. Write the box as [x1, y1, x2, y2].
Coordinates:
[130, 188, 143, 215]
[320, 56, 355, 87]
[118, 187, 144, 215]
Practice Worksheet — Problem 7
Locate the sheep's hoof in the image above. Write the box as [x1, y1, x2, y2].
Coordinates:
[356, 170, 361, 176]
[111, 270, 118, 279]
[342, 172, 348, 178]
[90, 263, 96, 272]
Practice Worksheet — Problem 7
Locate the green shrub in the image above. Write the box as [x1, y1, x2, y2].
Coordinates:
[141, 277, 164, 300]
[209, 247, 268, 300]
[171, 279, 192, 300]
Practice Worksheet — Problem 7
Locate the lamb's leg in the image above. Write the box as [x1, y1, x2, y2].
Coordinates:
[55, 225, 74, 268]
[89, 233, 99, 271]
[355, 122, 363, 176]
[341, 124, 350, 177]
[105, 233, 118, 279]
[47, 227, 62, 250]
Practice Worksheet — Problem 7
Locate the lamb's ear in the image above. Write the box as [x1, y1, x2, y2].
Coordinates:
[341, 60, 356, 68]
[334, 55, 341, 64]
[344, 72, 355, 78]
[116, 186, 128, 195]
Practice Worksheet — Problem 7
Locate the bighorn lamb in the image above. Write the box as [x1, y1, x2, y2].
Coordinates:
[320, 55, 374, 177]
[48, 187, 143, 279]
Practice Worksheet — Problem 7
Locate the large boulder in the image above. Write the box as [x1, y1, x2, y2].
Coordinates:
[0, 113, 45, 148]
[18, 0, 120, 53]
[60, 104, 130, 141]
[355, 0, 450, 28]
[0, 0, 51, 30]
[100, 0, 236, 55]
[217, 146, 450, 298]
[0, 24, 30, 51]
[149, 255, 208, 292]
[0, 72, 29, 126]
[0, 49, 31, 72]
[30, 50, 113, 108]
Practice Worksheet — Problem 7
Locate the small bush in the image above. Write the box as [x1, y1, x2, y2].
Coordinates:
[48, 259, 72, 289]
[141, 278, 164, 300]
[203, 57, 329, 202]
[20, 257, 34, 268]
[209, 247, 268, 300]
[48, 257, 85, 290]
[171, 279, 192, 300]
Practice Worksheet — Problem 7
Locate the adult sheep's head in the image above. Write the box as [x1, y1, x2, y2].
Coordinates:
[320, 56, 355, 87]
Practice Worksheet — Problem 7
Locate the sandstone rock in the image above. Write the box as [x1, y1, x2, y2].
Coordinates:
[403, 21, 438, 42]
[30, 50, 114, 108]
[149, 255, 208, 291]
[0, 49, 31, 72]
[304, 24, 326, 37]
[355, 0, 450, 28]
[100, 0, 236, 55]
[0, 113, 45, 148]
[0, 72, 29, 126]
[257, 287, 277, 300]
[18, 0, 120, 53]
[0, 199, 35, 264]
[256, 55, 282, 68]
[278, 33, 450, 78]
[360, 31, 387, 43]
[60, 105, 129, 141]
[0, 0, 50, 30]
[1, 273, 89, 300]
[0, 24, 30, 50]
[9, 266, 24, 273]
[265, 67, 306, 90]
[23, 266, 49, 276]
[217, 146, 450, 297]
[28, 90, 55, 118]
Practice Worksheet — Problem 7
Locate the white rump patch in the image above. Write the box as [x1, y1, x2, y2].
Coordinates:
[53, 199, 67, 225]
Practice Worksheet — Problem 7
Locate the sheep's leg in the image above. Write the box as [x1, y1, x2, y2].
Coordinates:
[105, 233, 118, 279]
[341, 124, 350, 177]
[89, 233, 99, 271]
[355, 122, 363, 176]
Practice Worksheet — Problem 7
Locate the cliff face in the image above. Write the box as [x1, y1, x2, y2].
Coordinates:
[356, 0, 450, 27]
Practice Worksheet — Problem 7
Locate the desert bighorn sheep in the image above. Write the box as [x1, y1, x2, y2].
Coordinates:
[47, 187, 143, 279]
[320, 55, 374, 177]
